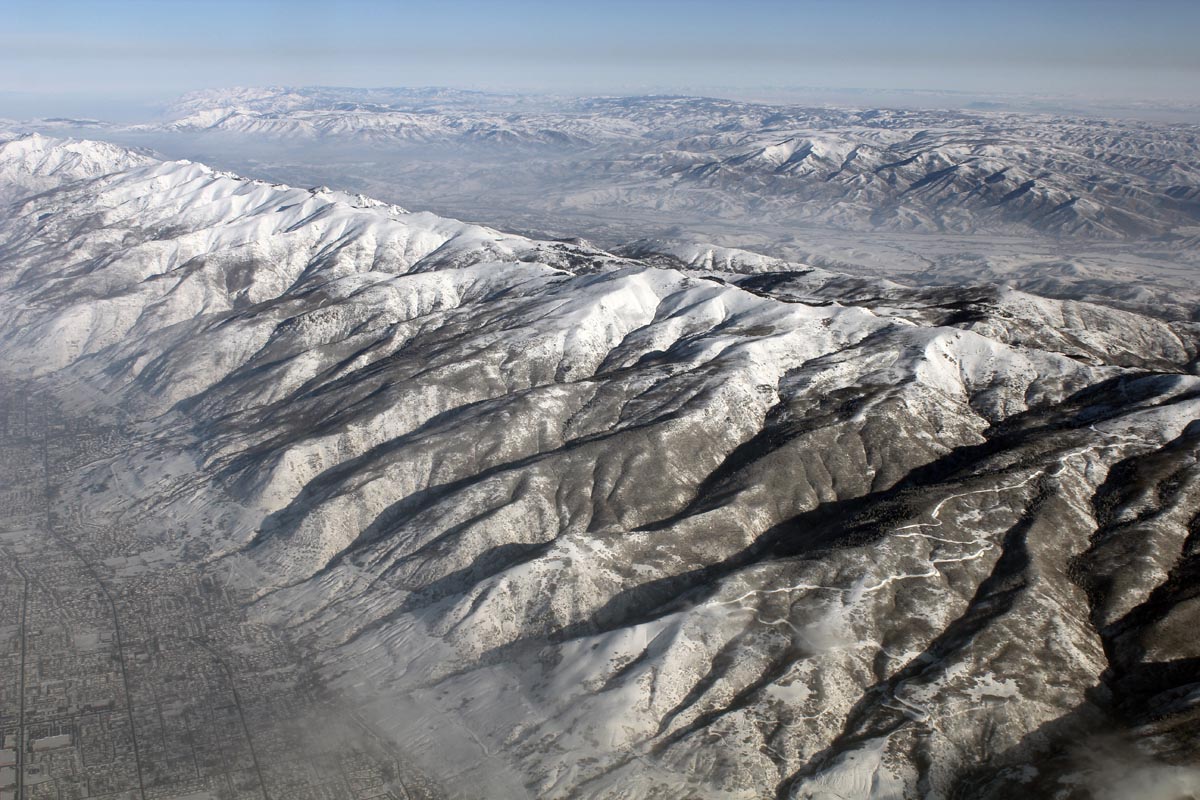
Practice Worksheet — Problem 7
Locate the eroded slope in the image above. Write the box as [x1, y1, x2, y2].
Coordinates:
[1, 135, 1197, 799]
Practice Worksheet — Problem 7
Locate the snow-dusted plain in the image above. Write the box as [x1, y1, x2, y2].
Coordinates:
[1, 133, 1199, 799]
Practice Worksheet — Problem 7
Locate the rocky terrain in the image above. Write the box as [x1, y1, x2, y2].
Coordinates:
[1, 133, 1198, 799]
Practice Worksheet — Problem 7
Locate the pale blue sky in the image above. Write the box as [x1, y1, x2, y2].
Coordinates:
[3, 0, 1199, 117]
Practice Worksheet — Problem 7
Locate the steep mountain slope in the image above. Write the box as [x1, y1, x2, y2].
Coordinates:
[1, 135, 1198, 799]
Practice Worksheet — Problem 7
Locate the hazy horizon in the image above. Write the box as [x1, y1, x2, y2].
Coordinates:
[3, 0, 1199, 120]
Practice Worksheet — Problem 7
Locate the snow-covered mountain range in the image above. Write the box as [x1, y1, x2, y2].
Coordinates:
[1, 133, 1198, 798]
[17, 85, 1196, 337]
[14, 87, 1200, 335]
[27, 87, 1197, 242]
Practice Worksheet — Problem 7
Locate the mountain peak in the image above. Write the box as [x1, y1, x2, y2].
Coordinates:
[0, 133, 155, 201]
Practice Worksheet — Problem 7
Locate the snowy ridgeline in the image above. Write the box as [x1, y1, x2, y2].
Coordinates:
[0, 134, 1199, 799]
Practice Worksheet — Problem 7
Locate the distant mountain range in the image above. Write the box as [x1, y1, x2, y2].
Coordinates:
[12, 87, 1198, 243]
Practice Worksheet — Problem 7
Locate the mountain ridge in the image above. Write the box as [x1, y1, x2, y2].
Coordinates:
[1, 135, 1198, 799]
